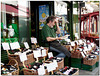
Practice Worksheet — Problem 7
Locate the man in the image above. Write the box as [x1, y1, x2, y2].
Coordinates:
[41, 16, 71, 67]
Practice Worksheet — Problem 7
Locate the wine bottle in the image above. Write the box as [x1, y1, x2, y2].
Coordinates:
[1, 65, 17, 74]
[57, 59, 62, 62]
[61, 66, 70, 73]
[59, 68, 64, 73]
[54, 72, 61, 75]
[26, 50, 33, 55]
[68, 68, 77, 75]
[28, 64, 32, 69]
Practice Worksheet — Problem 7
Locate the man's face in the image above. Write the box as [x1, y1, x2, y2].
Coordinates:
[50, 19, 56, 27]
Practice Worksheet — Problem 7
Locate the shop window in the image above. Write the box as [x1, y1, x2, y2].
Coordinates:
[1, 1, 30, 44]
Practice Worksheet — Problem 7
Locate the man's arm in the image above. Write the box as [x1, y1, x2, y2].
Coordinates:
[55, 20, 61, 34]
[46, 37, 62, 42]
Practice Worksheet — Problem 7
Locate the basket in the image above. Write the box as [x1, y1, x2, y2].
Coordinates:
[38, 48, 48, 60]
[56, 58, 64, 70]
[91, 54, 99, 61]
[72, 68, 79, 75]
[23, 68, 49, 75]
[8, 53, 35, 66]
[64, 45, 70, 51]
[57, 68, 79, 75]
[71, 51, 82, 58]
[23, 68, 38, 75]
[2, 59, 19, 75]
[46, 58, 64, 71]
[96, 55, 99, 61]
[83, 57, 97, 66]
[22, 48, 49, 75]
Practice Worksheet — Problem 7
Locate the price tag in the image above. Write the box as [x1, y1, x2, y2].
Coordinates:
[38, 65, 45, 75]
[33, 49, 41, 58]
[75, 33, 79, 39]
[14, 52, 21, 55]
[24, 42, 29, 49]
[65, 39, 71, 42]
[80, 52, 86, 58]
[79, 40, 83, 44]
[40, 47, 44, 49]
[53, 60, 58, 68]
[84, 43, 87, 46]
[45, 63, 55, 72]
[19, 52, 27, 62]
[8, 73, 12, 75]
[91, 43, 94, 47]
[10, 43, 16, 50]
[79, 48, 82, 51]
[51, 62, 56, 70]
[26, 49, 31, 53]
[10, 42, 20, 50]
[2, 43, 10, 50]
[75, 41, 78, 45]
[83, 39, 86, 43]
[42, 49, 47, 57]
[48, 52, 53, 58]
[83, 50, 87, 56]
[84, 47, 88, 51]
[31, 37, 37, 44]
[70, 46, 73, 51]
[14, 42, 20, 49]
[87, 40, 90, 43]
[88, 44, 92, 50]
[71, 42, 75, 46]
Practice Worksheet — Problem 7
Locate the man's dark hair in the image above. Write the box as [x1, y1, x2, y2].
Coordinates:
[46, 16, 56, 23]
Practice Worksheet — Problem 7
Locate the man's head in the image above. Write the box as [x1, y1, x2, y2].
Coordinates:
[46, 16, 56, 28]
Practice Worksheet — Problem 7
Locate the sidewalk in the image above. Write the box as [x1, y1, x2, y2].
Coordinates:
[79, 67, 99, 75]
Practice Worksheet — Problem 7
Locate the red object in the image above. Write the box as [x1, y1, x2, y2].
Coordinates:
[64, 66, 67, 70]
[29, 64, 31, 67]
[49, 57, 54, 60]
[26, 65, 28, 68]
[80, 11, 99, 42]
[1, 3, 29, 17]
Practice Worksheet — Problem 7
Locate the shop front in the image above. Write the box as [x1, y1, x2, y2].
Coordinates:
[1, 1, 99, 75]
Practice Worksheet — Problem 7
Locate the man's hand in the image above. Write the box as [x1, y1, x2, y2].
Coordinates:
[57, 37, 63, 40]
[55, 18, 61, 34]
[55, 19, 59, 25]
[46, 37, 62, 42]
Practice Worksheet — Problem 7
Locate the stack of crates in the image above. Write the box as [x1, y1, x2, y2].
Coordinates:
[65, 57, 82, 69]
[71, 58, 82, 69]
[81, 64, 96, 71]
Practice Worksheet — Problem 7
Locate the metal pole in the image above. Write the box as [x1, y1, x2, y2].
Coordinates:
[98, 1, 100, 74]
[79, 2, 81, 39]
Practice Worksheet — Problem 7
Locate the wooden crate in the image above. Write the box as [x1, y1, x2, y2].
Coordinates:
[56, 68, 79, 75]
[71, 51, 82, 58]
[81, 63, 96, 71]
[96, 61, 99, 67]
[8, 53, 35, 66]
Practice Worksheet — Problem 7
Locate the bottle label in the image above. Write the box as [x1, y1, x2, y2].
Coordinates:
[8, 73, 12, 75]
